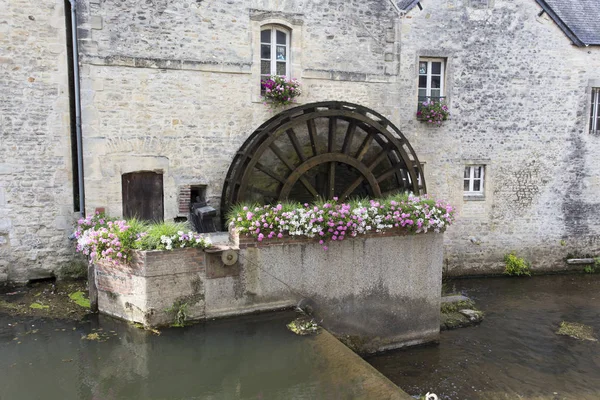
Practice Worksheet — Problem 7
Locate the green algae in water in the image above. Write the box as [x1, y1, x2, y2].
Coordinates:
[556, 321, 597, 341]
[0, 300, 22, 311]
[29, 302, 49, 310]
[68, 291, 91, 308]
[287, 317, 319, 336]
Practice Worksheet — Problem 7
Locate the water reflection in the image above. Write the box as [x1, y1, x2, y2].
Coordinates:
[0, 311, 330, 399]
[367, 275, 600, 400]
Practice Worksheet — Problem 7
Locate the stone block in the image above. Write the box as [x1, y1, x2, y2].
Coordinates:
[0, 219, 11, 234]
[90, 16, 103, 30]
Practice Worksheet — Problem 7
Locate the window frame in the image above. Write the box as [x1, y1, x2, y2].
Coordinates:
[260, 26, 291, 81]
[418, 58, 445, 102]
[463, 165, 485, 196]
[590, 87, 599, 135]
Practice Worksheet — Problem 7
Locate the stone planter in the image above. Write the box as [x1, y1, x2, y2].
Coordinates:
[95, 248, 206, 327]
[95, 230, 445, 353]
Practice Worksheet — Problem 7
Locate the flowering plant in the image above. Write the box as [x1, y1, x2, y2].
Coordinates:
[74, 212, 212, 264]
[228, 194, 454, 251]
[261, 75, 301, 108]
[417, 99, 450, 126]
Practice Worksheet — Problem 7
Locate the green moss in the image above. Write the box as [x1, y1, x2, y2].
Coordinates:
[441, 311, 470, 330]
[165, 301, 188, 327]
[29, 302, 49, 310]
[0, 300, 22, 311]
[504, 252, 531, 276]
[440, 300, 475, 314]
[68, 291, 91, 308]
[556, 321, 597, 341]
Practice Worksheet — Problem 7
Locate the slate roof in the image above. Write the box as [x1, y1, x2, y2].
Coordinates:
[536, 0, 600, 46]
[396, 0, 420, 11]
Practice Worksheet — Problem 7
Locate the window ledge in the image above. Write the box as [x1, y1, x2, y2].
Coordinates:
[463, 194, 485, 201]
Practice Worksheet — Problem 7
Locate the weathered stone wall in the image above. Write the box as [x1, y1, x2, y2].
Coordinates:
[96, 248, 206, 326]
[76, 0, 401, 216]
[397, 0, 600, 274]
[3, 0, 594, 282]
[0, 0, 76, 282]
[76, 0, 600, 275]
[96, 231, 445, 353]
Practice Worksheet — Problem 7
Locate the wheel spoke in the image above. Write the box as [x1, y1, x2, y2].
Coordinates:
[299, 177, 319, 199]
[376, 162, 408, 183]
[356, 134, 374, 161]
[341, 122, 357, 154]
[328, 161, 336, 198]
[269, 143, 295, 171]
[307, 119, 318, 157]
[340, 176, 364, 201]
[286, 128, 306, 163]
[368, 147, 389, 170]
[255, 163, 286, 184]
[328, 117, 337, 153]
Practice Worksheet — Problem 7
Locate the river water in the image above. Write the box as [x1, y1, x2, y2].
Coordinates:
[1, 310, 390, 400]
[1, 275, 599, 400]
[367, 274, 600, 400]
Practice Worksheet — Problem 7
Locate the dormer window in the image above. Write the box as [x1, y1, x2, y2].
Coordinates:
[261, 26, 290, 83]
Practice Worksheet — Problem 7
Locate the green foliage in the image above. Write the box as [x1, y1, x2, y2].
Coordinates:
[166, 302, 188, 327]
[503, 252, 531, 277]
[134, 221, 189, 250]
[583, 258, 600, 273]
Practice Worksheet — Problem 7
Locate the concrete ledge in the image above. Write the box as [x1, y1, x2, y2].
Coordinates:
[311, 330, 413, 399]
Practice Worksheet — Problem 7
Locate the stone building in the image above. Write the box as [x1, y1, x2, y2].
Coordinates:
[1, 0, 600, 282]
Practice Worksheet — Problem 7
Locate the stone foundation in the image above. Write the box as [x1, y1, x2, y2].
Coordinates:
[96, 230, 444, 353]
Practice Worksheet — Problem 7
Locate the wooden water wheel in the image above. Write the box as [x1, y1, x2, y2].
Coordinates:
[221, 101, 425, 216]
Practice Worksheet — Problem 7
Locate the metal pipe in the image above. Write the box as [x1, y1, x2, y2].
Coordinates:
[69, 0, 85, 216]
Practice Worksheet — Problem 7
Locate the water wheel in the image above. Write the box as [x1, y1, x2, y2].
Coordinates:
[221, 101, 425, 215]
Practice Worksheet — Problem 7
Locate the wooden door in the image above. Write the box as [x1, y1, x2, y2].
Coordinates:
[122, 171, 164, 221]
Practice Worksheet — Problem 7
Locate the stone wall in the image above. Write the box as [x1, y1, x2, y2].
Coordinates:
[397, 0, 600, 274]
[4, 0, 600, 282]
[96, 248, 206, 326]
[75, 0, 600, 275]
[96, 231, 445, 353]
[0, 0, 77, 282]
[75, 0, 401, 217]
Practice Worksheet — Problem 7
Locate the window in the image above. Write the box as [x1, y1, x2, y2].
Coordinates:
[464, 165, 484, 195]
[591, 87, 599, 134]
[260, 26, 290, 84]
[418, 58, 445, 104]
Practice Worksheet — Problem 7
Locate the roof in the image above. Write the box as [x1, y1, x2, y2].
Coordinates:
[535, 0, 600, 46]
[396, 0, 420, 11]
